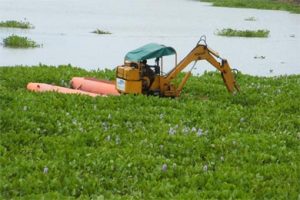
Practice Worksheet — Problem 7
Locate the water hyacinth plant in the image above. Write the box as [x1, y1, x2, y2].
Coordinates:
[3, 35, 41, 48]
[92, 29, 111, 34]
[244, 16, 257, 21]
[0, 65, 299, 199]
[216, 28, 270, 38]
[0, 20, 34, 29]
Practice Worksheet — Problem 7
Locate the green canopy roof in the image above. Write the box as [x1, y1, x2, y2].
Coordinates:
[125, 43, 176, 62]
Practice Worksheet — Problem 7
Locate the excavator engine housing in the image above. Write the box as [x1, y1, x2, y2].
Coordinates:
[116, 63, 142, 94]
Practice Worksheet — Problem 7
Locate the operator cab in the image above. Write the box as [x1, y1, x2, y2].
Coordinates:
[116, 43, 177, 95]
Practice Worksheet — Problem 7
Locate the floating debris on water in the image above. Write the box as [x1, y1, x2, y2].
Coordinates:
[254, 56, 266, 59]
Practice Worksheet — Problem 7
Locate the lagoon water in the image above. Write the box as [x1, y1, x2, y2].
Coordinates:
[0, 0, 300, 76]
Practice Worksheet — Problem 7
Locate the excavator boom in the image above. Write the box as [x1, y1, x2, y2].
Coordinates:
[162, 42, 239, 96]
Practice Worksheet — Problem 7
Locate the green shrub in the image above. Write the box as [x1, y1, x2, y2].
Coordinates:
[3, 35, 41, 48]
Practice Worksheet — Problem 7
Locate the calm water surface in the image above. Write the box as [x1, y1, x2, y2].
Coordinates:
[0, 0, 300, 76]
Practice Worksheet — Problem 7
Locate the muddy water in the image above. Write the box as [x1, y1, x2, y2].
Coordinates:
[0, 0, 299, 76]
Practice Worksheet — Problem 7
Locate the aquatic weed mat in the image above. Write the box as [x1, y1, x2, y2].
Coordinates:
[200, 0, 300, 13]
[3, 35, 41, 48]
[0, 65, 299, 199]
[216, 28, 270, 38]
[0, 20, 34, 29]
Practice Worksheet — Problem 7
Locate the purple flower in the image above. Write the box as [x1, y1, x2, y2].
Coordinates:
[203, 165, 208, 172]
[160, 114, 164, 119]
[162, 164, 168, 172]
[168, 127, 176, 135]
[220, 156, 224, 161]
[43, 167, 48, 174]
[115, 136, 120, 144]
[197, 129, 203, 137]
[182, 126, 189, 134]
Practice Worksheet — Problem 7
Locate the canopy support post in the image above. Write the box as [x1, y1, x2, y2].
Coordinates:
[161, 57, 163, 75]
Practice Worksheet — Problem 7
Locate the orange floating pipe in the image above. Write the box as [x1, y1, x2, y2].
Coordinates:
[27, 83, 103, 97]
[71, 77, 120, 96]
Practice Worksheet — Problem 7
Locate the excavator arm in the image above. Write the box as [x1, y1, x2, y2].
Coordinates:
[162, 42, 240, 96]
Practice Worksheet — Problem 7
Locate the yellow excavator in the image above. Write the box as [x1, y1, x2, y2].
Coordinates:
[116, 36, 240, 97]
[27, 37, 240, 97]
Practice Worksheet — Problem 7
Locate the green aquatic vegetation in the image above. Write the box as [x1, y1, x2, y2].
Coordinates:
[0, 20, 34, 29]
[3, 35, 41, 48]
[244, 16, 257, 21]
[92, 29, 111, 35]
[216, 28, 270, 38]
[0, 65, 299, 199]
[200, 0, 300, 13]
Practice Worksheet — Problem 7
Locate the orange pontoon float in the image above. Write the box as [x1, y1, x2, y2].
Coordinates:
[27, 83, 103, 97]
[70, 77, 120, 96]
[27, 77, 120, 97]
